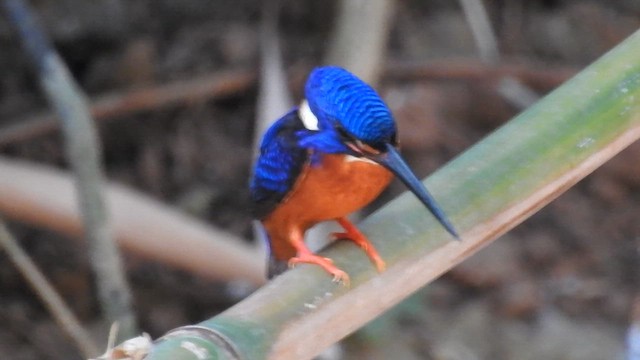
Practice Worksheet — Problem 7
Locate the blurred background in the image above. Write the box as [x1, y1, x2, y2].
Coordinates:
[0, 0, 639, 359]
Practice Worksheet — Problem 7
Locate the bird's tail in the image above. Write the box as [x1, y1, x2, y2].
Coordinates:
[267, 256, 289, 279]
[256, 223, 296, 278]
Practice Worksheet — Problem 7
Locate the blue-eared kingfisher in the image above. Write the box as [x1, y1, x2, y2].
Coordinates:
[250, 66, 458, 285]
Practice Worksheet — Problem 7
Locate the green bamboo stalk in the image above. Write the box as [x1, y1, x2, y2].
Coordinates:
[143, 29, 640, 360]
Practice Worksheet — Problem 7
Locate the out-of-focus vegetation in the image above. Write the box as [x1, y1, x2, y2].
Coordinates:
[0, 1, 638, 359]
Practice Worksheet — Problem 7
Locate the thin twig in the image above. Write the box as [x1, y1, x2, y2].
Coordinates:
[458, 0, 541, 108]
[325, 0, 396, 84]
[459, 0, 500, 64]
[1, 0, 137, 339]
[0, 220, 99, 358]
[0, 69, 256, 146]
[0, 60, 573, 147]
[384, 60, 575, 88]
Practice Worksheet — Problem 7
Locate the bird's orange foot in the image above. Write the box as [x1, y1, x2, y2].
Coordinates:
[288, 253, 350, 286]
[333, 231, 386, 273]
[334, 218, 386, 272]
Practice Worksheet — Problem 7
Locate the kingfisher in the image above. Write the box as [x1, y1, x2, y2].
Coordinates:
[250, 66, 458, 285]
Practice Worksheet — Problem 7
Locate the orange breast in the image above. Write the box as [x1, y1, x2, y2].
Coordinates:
[263, 153, 393, 259]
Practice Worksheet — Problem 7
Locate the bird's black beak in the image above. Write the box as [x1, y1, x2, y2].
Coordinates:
[369, 143, 459, 240]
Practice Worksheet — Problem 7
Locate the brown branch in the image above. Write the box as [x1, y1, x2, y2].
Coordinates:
[385, 59, 576, 89]
[0, 60, 574, 147]
[0, 156, 265, 286]
[0, 69, 256, 146]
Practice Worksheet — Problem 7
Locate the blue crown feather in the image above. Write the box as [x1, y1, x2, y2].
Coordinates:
[304, 66, 396, 146]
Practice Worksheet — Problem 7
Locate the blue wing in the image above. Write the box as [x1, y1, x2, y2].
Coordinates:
[250, 109, 309, 219]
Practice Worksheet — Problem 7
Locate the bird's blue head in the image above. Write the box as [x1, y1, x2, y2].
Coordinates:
[297, 66, 397, 155]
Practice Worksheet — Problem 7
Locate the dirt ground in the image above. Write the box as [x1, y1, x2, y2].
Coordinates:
[0, 1, 639, 359]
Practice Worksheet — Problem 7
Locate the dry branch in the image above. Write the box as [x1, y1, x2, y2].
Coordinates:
[0, 70, 256, 146]
[0, 60, 573, 147]
[0, 157, 265, 285]
[385, 60, 575, 89]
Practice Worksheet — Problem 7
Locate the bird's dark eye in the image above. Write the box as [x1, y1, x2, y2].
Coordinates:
[334, 124, 382, 155]
[356, 140, 381, 155]
[335, 125, 354, 142]
[334, 126, 363, 155]
[390, 132, 398, 146]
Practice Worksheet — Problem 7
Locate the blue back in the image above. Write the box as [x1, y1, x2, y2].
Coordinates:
[250, 110, 308, 218]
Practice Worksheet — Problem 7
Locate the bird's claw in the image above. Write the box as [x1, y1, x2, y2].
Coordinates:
[330, 269, 350, 286]
[331, 232, 370, 251]
[288, 253, 350, 286]
[332, 227, 385, 272]
[372, 256, 386, 273]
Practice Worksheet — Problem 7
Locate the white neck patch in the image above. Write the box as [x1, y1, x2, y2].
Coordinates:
[298, 100, 319, 131]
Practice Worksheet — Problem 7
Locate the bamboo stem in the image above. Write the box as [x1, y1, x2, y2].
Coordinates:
[143, 28, 640, 360]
